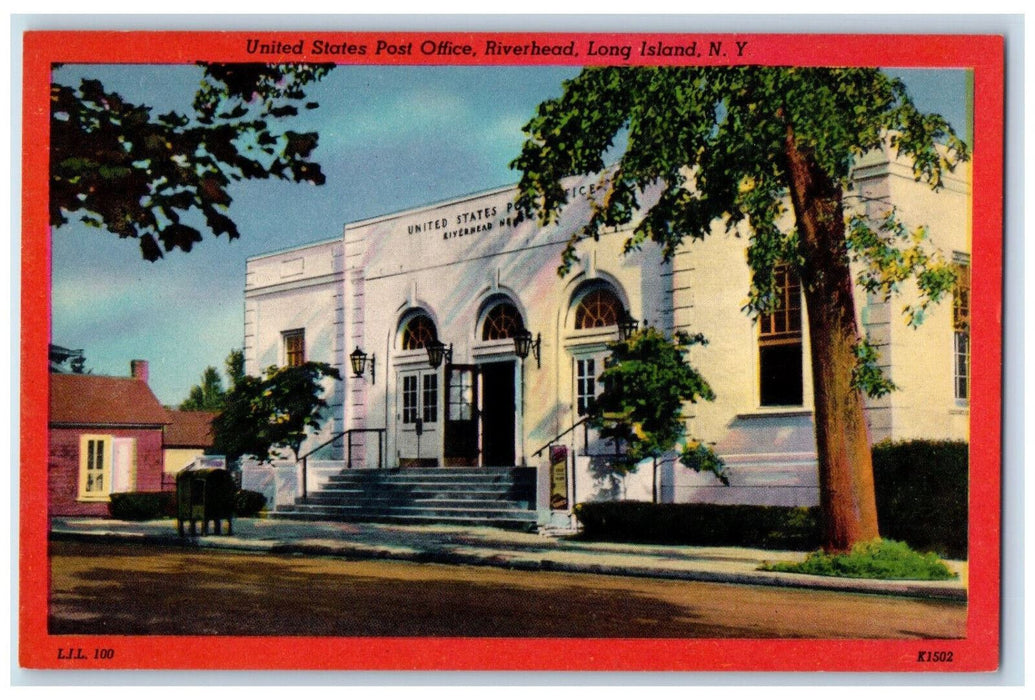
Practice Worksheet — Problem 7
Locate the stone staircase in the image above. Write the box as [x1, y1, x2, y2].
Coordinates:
[274, 466, 539, 530]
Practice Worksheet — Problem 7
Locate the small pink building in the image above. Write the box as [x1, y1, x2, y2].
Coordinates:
[48, 361, 170, 517]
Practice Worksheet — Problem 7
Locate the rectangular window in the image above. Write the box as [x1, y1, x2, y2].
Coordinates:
[78, 434, 112, 501]
[422, 373, 438, 424]
[576, 358, 597, 416]
[953, 258, 970, 401]
[402, 375, 418, 424]
[758, 265, 804, 406]
[283, 329, 305, 367]
[448, 368, 474, 421]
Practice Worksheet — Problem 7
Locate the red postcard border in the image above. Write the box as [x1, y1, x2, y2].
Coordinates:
[19, 30, 1005, 673]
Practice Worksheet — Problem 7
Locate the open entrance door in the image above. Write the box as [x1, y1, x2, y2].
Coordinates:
[444, 365, 478, 465]
[480, 360, 516, 466]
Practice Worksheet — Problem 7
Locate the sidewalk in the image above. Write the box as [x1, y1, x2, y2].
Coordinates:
[49, 516, 968, 601]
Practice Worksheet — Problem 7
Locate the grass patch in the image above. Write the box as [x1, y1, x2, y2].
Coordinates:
[761, 539, 958, 580]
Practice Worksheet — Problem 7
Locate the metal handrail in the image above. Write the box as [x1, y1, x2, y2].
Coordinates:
[299, 428, 386, 500]
[531, 416, 591, 458]
[297, 431, 346, 462]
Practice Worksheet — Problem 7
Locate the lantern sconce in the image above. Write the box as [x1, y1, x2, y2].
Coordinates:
[513, 329, 541, 369]
[349, 346, 376, 384]
[618, 311, 640, 341]
[426, 340, 453, 369]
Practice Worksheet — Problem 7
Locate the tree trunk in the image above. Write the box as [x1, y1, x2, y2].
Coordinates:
[783, 126, 880, 553]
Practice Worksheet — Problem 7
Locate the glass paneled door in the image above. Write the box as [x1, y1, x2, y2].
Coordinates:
[397, 368, 439, 467]
[444, 365, 478, 466]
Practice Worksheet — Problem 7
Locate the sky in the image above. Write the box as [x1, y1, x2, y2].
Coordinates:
[48, 65, 971, 406]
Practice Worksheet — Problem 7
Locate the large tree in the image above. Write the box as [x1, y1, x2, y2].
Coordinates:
[50, 63, 332, 261]
[211, 361, 341, 465]
[513, 67, 967, 552]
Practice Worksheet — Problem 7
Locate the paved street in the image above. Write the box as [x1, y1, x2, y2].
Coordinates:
[50, 541, 966, 638]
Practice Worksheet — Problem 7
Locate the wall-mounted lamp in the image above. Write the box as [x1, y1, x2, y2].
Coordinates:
[349, 346, 376, 384]
[618, 312, 640, 340]
[513, 329, 541, 368]
[426, 340, 453, 369]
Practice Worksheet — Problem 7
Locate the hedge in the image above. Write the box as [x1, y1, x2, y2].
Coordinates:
[872, 439, 968, 559]
[573, 501, 821, 551]
[234, 489, 267, 517]
[108, 491, 176, 521]
[574, 439, 968, 558]
[108, 489, 268, 520]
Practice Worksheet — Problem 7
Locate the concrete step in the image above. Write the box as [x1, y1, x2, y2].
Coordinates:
[326, 472, 535, 485]
[283, 503, 536, 518]
[303, 494, 533, 508]
[272, 505, 537, 531]
[275, 464, 539, 531]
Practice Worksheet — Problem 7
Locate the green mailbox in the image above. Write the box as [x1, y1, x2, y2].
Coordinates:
[176, 467, 236, 537]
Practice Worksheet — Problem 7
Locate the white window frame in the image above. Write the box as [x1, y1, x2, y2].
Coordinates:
[952, 253, 971, 404]
[282, 328, 306, 367]
[78, 434, 113, 502]
[574, 356, 603, 416]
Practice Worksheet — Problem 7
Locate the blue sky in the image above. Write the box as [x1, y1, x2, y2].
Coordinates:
[49, 65, 970, 405]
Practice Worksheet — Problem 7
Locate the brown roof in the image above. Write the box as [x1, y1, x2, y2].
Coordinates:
[164, 410, 217, 448]
[49, 374, 169, 427]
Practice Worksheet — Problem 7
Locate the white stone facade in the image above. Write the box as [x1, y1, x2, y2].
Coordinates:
[244, 149, 970, 518]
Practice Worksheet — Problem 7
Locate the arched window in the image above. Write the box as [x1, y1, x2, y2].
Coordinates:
[574, 288, 622, 329]
[482, 303, 524, 341]
[401, 314, 437, 350]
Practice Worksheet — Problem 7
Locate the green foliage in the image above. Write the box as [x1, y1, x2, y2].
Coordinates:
[514, 66, 969, 552]
[588, 328, 724, 483]
[872, 439, 968, 559]
[234, 489, 267, 517]
[846, 211, 959, 327]
[210, 373, 272, 464]
[513, 67, 965, 387]
[180, 366, 226, 411]
[181, 349, 247, 412]
[224, 348, 246, 390]
[679, 441, 729, 486]
[211, 360, 341, 463]
[513, 67, 967, 291]
[50, 63, 332, 261]
[851, 337, 897, 398]
[108, 491, 176, 520]
[573, 501, 821, 551]
[763, 539, 957, 580]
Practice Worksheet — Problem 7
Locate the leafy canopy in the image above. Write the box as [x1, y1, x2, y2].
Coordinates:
[50, 63, 332, 261]
[512, 66, 968, 322]
[211, 361, 341, 464]
[589, 328, 727, 484]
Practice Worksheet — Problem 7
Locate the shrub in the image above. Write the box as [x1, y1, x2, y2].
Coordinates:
[573, 501, 821, 551]
[872, 440, 968, 559]
[762, 539, 958, 580]
[234, 489, 267, 517]
[109, 491, 175, 521]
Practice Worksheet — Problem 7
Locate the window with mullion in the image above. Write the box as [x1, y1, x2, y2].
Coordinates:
[283, 329, 305, 367]
[758, 265, 804, 406]
[576, 358, 598, 415]
[402, 375, 419, 423]
[422, 373, 438, 423]
[953, 259, 970, 402]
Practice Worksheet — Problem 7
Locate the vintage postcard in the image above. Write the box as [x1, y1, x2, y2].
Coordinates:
[18, 25, 1004, 673]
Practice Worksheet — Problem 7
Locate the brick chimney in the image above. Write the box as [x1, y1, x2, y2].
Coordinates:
[130, 360, 149, 384]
